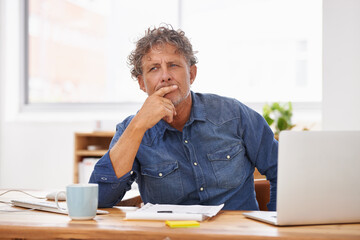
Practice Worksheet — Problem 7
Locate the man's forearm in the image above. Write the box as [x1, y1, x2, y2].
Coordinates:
[109, 116, 146, 178]
[109, 85, 178, 178]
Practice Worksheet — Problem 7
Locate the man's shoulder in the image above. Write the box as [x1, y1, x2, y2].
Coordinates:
[115, 114, 164, 147]
[194, 92, 234, 102]
[193, 92, 245, 110]
[193, 92, 245, 124]
[115, 115, 135, 131]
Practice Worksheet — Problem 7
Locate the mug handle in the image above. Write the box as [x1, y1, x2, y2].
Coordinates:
[55, 191, 67, 213]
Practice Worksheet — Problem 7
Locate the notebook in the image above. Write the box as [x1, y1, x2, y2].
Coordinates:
[11, 199, 109, 215]
[243, 131, 360, 226]
[126, 203, 224, 221]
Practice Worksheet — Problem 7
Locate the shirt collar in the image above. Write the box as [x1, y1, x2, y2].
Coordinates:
[188, 91, 206, 123]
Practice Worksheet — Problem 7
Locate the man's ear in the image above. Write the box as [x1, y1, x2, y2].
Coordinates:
[137, 75, 147, 93]
[189, 65, 197, 85]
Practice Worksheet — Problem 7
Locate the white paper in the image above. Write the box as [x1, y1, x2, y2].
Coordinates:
[125, 203, 224, 221]
[122, 185, 140, 201]
[79, 158, 99, 183]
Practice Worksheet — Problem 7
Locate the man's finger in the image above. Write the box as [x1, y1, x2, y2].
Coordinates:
[161, 101, 176, 123]
[163, 107, 175, 123]
[154, 85, 178, 97]
[162, 99, 177, 116]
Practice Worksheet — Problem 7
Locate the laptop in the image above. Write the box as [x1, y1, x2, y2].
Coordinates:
[243, 131, 360, 226]
[11, 199, 109, 215]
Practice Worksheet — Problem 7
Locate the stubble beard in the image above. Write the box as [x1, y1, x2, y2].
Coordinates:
[170, 88, 191, 107]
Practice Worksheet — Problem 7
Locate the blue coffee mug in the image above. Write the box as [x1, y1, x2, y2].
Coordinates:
[56, 183, 98, 220]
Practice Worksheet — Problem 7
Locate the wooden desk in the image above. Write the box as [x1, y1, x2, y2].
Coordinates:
[1, 190, 360, 240]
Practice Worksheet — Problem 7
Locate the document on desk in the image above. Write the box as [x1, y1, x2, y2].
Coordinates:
[125, 203, 224, 221]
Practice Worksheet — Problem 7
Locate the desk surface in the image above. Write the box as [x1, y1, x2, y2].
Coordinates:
[0, 190, 360, 240]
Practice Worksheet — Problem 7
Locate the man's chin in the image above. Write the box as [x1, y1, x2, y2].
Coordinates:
[164, 93, 180, 105]
[169, 91, 191, 106]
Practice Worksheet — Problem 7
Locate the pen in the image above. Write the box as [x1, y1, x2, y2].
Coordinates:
[157, 210, 173, 213]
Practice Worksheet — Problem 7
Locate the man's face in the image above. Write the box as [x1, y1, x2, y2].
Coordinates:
[137, 43, 197, 106]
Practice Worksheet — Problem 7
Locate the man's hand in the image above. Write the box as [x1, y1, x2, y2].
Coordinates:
[135, 85, 178, 130]
[108, 85, 178, 178]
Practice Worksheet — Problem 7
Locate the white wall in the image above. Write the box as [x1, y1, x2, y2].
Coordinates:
[323, 0, 360, 130]
[1, 122, 92, 188]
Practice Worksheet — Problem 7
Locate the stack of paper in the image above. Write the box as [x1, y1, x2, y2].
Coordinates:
[78, 158, 99, 184]
[125, 203, 224, 221]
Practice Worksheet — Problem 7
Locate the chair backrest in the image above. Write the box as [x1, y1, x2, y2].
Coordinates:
[254, 179, 270, 211]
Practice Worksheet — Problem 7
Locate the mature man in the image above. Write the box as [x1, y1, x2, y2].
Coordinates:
[89, 25, 278, 211]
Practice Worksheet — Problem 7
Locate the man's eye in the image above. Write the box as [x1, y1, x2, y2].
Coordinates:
[170, 64, 177, 67]
[149, 67, 157, 72]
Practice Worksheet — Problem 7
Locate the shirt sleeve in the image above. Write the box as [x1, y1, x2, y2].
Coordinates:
[237, 101, 278, 211]
[89, 118, 138, 208]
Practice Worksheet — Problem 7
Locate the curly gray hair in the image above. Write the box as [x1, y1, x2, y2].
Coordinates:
[128, 24, 198, 79]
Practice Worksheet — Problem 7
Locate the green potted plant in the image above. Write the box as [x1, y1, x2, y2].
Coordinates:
[262, 102, 295, 140]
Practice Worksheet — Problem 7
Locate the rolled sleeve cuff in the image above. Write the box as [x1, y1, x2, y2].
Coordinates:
[92, 151, 133, 184]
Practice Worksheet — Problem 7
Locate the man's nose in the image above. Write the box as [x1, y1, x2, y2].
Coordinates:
[161, 68, 171, 82]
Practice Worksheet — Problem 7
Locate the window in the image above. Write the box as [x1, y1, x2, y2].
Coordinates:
[27, 0, 178, 104]
[182, 0, 322, 102]
[26, 0, 321, 106]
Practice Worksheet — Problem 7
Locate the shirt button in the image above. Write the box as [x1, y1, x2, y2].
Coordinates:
[193, 162, 198, 166]
[227, 155, 231, 159]
[200, 187, 204, 191]
[101, 177, 107, 181]
[159, 173, 163, 177]
[184, 140, 188, 144]
[130, 171, 134, 175]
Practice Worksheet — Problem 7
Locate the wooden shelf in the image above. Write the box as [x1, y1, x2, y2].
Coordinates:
[75, 131, 115, 137]
[76, 150, 108, 157]
[73, 131, 115, 183]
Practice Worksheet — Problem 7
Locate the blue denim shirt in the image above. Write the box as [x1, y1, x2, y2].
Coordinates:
[90, 92, 278, 210]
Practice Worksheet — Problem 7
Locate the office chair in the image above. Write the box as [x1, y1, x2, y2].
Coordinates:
[254, 179, 270, 211]
[117, 195, 143, 207]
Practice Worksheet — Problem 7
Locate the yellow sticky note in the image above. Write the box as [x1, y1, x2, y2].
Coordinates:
[165, 220, 200, 228]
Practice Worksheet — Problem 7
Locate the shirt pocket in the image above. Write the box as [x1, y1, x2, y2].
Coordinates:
[140, 161, 184, 204]
[207, 142, 247, 189]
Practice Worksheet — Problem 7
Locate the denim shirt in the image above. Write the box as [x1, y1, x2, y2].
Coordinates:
[90, 92, 278, 210]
